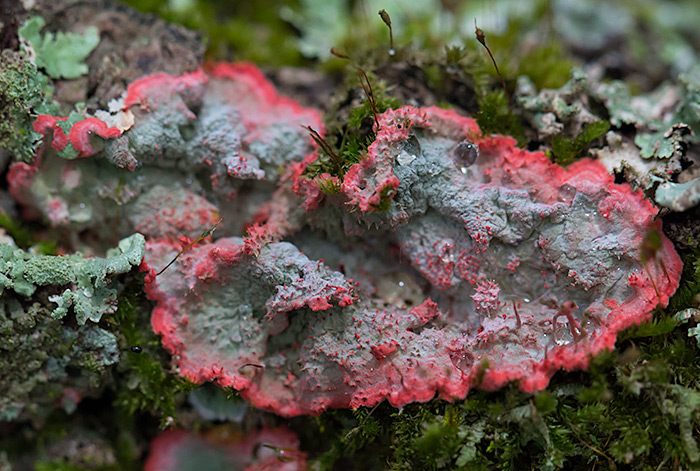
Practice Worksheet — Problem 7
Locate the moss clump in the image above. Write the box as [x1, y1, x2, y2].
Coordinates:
[550, 120, 610, 165]
[112, 276, 196, 427]
[0, 51, 59, 162]
[303, 73, 400, 180]
[476, 89, 525, 145]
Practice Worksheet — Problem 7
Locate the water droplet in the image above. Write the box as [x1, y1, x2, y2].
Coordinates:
[396, 151, 415, 166]
[453, 140, 479, 167]
[79, 203, 86, 209]
[460, 166, 468, 174]
[449, 349, 474, 372]
[558, 184, 577, 203]
[523, 298, 531, 303]
[401, 134, 421, 156]
[389, 48, 396, 56]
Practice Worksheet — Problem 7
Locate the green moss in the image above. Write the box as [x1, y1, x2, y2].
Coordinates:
[476, 89, 525, 146]
[35, 461, 120, 471]
[0, 51, 59, 162]
[0, 297, 119, 421]
[668, 246, 700, 313]
[0, 212, 56, 254]
[112, 276, 196, 426]
[515, 42, 578, 91]
[550, 120, 610, 165]
[303, 74, 401, 181]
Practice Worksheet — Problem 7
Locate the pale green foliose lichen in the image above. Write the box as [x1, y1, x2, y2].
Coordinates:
[0, 233, 145, 324]
[19, 16, 100, 80]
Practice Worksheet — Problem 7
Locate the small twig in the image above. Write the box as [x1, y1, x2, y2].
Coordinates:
[328, 48, 381, 129]
[238, 363, 264, 373]
[475, 18, 511, 108]
[156, 218, 222, 276]
[260, 444, 301, 462]
[378, 9, 394, 54]
[357, 68, 380, 128]
[552, 301, 585, 341]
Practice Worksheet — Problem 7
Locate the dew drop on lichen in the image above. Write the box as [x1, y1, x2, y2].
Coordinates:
[401, 134, 421, 157]
[449, 348, 474, 373]
[453, 140, 479, 167]
[558, 183, 577, 203]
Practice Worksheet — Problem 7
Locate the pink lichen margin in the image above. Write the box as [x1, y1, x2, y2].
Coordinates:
[33, 115, 122, 158]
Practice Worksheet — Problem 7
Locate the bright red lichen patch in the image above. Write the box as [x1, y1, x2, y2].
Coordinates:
[204, 62, 323, 158]
[33, 114, 122, 158]
[123, 69, 208, 110]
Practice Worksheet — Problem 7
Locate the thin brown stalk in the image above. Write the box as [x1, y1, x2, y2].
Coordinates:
[475, 18, 511, 107]
[357, 68, 380, 128]
[378, 9, 394, 53]
[303, 125, 344, 176]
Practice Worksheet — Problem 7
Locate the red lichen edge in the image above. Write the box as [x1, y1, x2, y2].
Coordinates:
[480, 235, 680, 395]
[123, 68, 209, 110]
[207, 62, 318, 120]
[33, 114, 122, 158]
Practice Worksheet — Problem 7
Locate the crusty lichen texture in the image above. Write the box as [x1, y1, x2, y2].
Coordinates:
[142, 105, 681, 417]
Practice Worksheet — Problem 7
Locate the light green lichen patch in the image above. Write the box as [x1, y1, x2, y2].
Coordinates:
[19, 16, 100, 80]
[0, 233, 145, 324]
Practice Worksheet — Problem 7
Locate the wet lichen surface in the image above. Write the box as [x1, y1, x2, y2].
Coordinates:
[2, 0, 700, 470]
